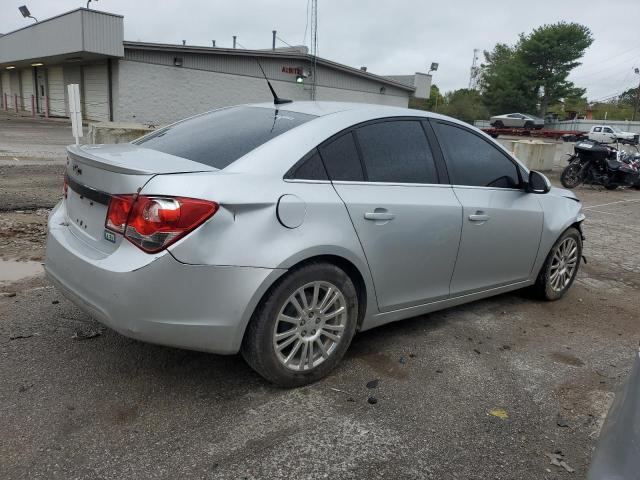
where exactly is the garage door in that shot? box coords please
[47,66,66,117]
[20,69,34,111]
[83,63,110,121]
[1,71,10,108]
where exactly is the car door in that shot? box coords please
[430,120,543,296]
[590,126,603,142]
[318,119,462,312]
[602,127,615,143]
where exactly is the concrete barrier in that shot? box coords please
[498,139,555,171]
[87,122,157,144]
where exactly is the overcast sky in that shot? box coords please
[4,0,639,100]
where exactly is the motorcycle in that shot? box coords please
[560,139,640,190]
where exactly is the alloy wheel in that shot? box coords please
[549,237,579,292]
[273,281,348,371]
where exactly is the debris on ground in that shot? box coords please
[556,414,570,428]
[367,396,378,405]
[546,452,575,473]
[1,292,17,298]
[399,356,407,364]
[9,333,34,340]
[366,379,379,389]
[473,348,481,354]
[489,409,509,419]
[329,386,354,397]
[51,300,59,304]
[72,327,104,340]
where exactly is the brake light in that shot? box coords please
[105,195,218,253]
[105,195,134,234]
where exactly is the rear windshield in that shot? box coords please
[135,106,317,169]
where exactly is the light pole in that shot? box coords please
[428,62,439,112]
[18,5,38,22]
[633,67,640,122]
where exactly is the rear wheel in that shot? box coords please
[524,121,534,130]
[493,120,504,128]
[560,161,584,189]
[533,227,582,301]
[241,262,358,387]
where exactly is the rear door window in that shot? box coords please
[318,132,364,181]
[135,106,316,169]
[354,120,438,184]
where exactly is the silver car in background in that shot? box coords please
[45,102,585,387]
[490,113,545,129]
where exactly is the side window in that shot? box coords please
[287,150,328,180]
[318,132,364,181]
[355,120,438,184]
[432,121,520,189]
[593,127,602,132]
[603,127,613,133]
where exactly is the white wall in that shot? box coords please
[114,60,409,125]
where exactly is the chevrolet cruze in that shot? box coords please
[45,102,585,387]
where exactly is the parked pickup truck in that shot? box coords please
[588,125,638,144]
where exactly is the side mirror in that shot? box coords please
[526,170,551,194]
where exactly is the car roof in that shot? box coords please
[248,100,433,120]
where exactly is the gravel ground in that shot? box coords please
[1,116,639,479]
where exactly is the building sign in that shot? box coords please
[282,66,303,76]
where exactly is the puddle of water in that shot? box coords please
[0,260,44,283]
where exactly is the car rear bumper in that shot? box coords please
[45,202,285,354]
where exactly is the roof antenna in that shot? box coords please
[256,58,292,105]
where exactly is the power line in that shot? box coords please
[302,0,311,46]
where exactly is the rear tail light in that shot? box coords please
[105,195,218,253]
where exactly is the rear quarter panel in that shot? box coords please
[140,171,379,318]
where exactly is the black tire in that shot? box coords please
[493,120,504,128]
[560,161,584,189]
[604,184,618,190]
[524,121,534,130]
[241,262,359,387]
[532,227,582,301]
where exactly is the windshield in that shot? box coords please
[611,126,623,133]
[135,106,317,169]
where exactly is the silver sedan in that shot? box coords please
[45,102,585,386]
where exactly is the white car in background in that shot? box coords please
[587,125,638,144]
[490,113,545,129]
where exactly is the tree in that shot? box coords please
[480,43,537,115]
[480,22,593,117]
[438,89,488,124]
[519,22,593,116]
[408,84,444,112]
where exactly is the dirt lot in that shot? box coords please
[1,115,639,479]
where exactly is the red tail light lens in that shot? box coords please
[105,195,218,253]
[105,195,134,234]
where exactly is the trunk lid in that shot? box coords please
[64,144,216,252]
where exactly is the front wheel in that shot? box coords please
[560,161,584,189]
[241,262,358,387]
[533,227,582,301]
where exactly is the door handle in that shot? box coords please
[469,212,490,222]
[364,212,395,221]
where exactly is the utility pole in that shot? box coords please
[272,30,277,50]
[309,0,318,100]
[633,67,640,122]
[468,48,479,90]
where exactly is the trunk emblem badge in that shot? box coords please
[104,230,116,243]
[72,164,82,175]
